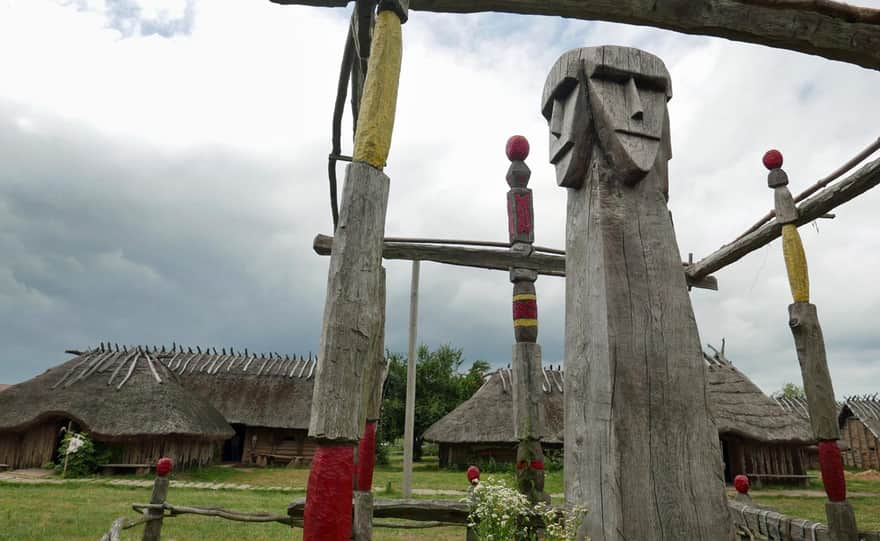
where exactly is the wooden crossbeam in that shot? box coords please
[313,234,719,290]
[687,154,880,281]
[270,0,880,70]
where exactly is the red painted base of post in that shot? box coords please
[357,421,377,492]
[303,444,355,541]
[819,440,847,502]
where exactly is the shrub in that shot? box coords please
[54,431,108,478]
[375,441,391,466]
[466,477,588,541]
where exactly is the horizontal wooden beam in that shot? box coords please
[687,154,880,281]
[314,234,719,290]
[270,0,880,70]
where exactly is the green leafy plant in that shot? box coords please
[55,431,107,478]
[466,477,587,541]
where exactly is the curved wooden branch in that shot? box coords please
[270,0,880,70]
[132,503,298,527]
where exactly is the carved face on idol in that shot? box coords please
[542,46,673,188]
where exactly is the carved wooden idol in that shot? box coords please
[543,46,733,540]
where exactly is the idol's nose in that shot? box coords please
[550,98,564,137]
[626,77,643,120]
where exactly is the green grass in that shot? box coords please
[3,459,879,539]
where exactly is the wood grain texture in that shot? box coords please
[564,148,733,540]
[269,0,880,70]
[313,234,719,289]
[687,155,880,281]
[352,10,402,168]
[554,46,732,539]
[353,491,374,541]
[309,162,390,442]
[511,342,544,440]
[825,501,859,541]
[141,477,169,541]
[789,302,840,441]
[362,267,387,422]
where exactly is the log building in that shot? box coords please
[839,397,880,470]
[425,349,814,485]
[0,346,318,469]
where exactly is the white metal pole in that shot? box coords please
[402,260,420,498]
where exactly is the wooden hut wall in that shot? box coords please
[0,423,58,469]
[842,417,880,470]
[241,427,315,466]
[105,436,222,468]
[728,437,808,485]
[438,442,562,468]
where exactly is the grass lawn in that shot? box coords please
[2,458,879,540]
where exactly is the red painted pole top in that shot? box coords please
[506,135,530,162]
[156,457,173,477]
[734,474,750,494]
[467,465,480,484]
[763,149,784,170]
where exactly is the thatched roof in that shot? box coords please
[0,344,319,438]
[0,347,233,440]
[0,384,10,393]
[425,350,813,445]
[840,396,880,439]
[423,366,565,445]
[168,347,317,430]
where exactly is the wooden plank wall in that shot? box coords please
[842,418,880,470]
[0,424,57,468]
[242,427,315,466]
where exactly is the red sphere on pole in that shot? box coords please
[466,465,480,484]
[762,149,784,170]
[156,457,173,477]
[506,135,530,162]
[734,475,750,494]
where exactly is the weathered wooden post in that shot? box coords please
[304,2,406,540]
[504,135,548,506]
[543,46,733,540]
[353,268,387,541]
[465,465,480,541]
[402,259,419,498]
[141,457,172,541]
[763,149,859,541]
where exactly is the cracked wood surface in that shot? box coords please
[270,0,880,70]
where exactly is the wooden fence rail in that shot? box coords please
[729,500,880,541]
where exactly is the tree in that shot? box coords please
[377,344,489,461]
[772,382,806,399]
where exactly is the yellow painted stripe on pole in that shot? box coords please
[781,224,810,303]
[352,10,402,169]
[514,319,538,327]
[513,294,537,301]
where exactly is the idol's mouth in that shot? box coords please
[615,129,660,141]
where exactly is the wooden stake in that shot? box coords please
[402,259,419,498]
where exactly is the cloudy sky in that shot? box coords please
[1,1,879,399]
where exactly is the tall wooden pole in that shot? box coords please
[762,149,858,541]
[304,3,406,540]
[504,135,548,506]
[402,259,419,498]
[141,458,172,541]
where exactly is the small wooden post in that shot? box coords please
[141,457,172,541]
[763,149,858,541]
[734,475,752,504]
[61,421,72,477]
[465,466,480,541]
[402,259,420,498]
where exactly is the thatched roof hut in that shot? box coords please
[0,345,320,469]
[0,347,233,469]
[839,396,880,470]
[425,348,813,483]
